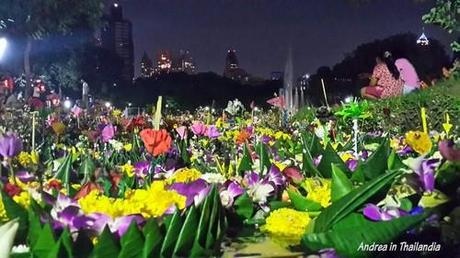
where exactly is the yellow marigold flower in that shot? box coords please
[0,195,8,222]
[79,181,185,219]
[52,122,66,136]
[123,143,133,152]
[405,131,432,155]
[112,109,122,117]
[168,168,202,183]
[340,152,355,162]
[13,192,31,209]
[120,162,134,177]
[303,178,332,208]
[18,152,32,167]
[274,131,290,141]
[262,208,311,246]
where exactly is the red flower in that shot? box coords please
[47,179,62,190]
[139,129,172,157]
[74,182,102,200]
[4,183,22,197]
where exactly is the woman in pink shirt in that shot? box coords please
[395,58,420,94]
[361,51,404,99]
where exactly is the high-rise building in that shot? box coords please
[101,3,134,83]
[140,52,154,78]
[155,50,172,74]
[176,49,196,74]
[223,49,248,81]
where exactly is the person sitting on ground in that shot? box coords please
[360,51,403,100]
[395,57,420,94]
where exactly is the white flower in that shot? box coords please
[109,140,124,151]
[248,183,274,204]
[201,173,226,184]
[219,190,234,208]
[11,245,29,254]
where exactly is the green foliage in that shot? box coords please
[423,0,460,52]
[359,85,460,135]
[313,170,401,232]
[302,213,427,257]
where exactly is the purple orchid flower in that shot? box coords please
[50,194,94,232]
[313,155,323,167]
[363,204,407,221]
[16,171,36,183]
[261,135,272,145]
[439,140,460,161]
[345,159,358,172]
[244,172,274,204]
[220,181,244,208]
[0,132,23,158]
[134,161,151,178]
[206,125,221,139]
[191,122,207,136]
[101,124,116,142]
[88,213,145,237]
[266,165,286,186]
[169,179,210,207]
[415,159,439,193]
[398,145,413,155]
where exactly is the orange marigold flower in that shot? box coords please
[140,129,172,157]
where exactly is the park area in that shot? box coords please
[1,1,460,258]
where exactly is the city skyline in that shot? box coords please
[115,0,453,78]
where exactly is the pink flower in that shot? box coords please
[175,126,188,140]
[101,124,116,142]
[191,122,207,136]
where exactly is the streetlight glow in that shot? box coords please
[63,99,72,109]
[105,102,112,108]
[0,38,8,60]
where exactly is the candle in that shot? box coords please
[321,79,330,110]
[421,107,428,133]
[153,96,162,130]
[31,112,36,150]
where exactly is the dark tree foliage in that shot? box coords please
[129,72,282,109]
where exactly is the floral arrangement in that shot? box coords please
[0,99,459,257]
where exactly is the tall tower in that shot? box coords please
[101,3,134,83]
[140,52,153,78]
[223,49,248,81]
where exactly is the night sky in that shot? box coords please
[116,0,452,78]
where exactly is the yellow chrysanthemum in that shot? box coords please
[112,109,122,117]
[120,162,134,177]
[78,181,185,219]
[13,192,31,209]
[303,178,332,208]
[167,168,202,183]
[18,152,32,167]
[262,208,311,246]
[0,195,8,222]
[274,131,291,141]
[340,152,355,162]
[405,131,432,155]
[123,143,133,152]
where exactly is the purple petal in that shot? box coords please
[244,172,260,186]
[88,213,112,234]
[313,155,323,167]
[227,181,244,197]
[266,165,285,186]
[112,215,145,237]
[170,179,208,206]
[346,159,358,172]
[363,204,382,221]
[206,125,221,139]
[16,171,36,183]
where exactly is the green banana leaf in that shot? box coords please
[79,155,96,184]
[32,223,56,258]
[234,193,254,219]
[119,222,144,258]
[91,226,120,258]
[161,211,183,257]
[287,190,322,212]
[316,143,350,178]
[331,164,353,202]
[314,170,402,232]
[302,212,427,257]
[142,220,164,258]
[352,138,390,182]
[257,142,271,173]
[173,206,199,256]
[1,192,29,242]
[237,144,253,174]
[54,154,73,194]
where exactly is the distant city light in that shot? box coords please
[114,3,119,7]
[0,38,8,60]
[128,102,132,107]
[63,99,72,109]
